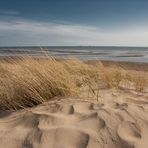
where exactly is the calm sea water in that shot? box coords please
[0,46,148,62]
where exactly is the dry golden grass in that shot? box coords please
[126,72,148,92]
[0,57,78,110]
[98,64,122,88]
[0,56,147,110]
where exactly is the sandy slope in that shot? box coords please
[0,89,148,148]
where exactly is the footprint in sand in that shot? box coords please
[117,121,141,147]
[0,100,146,148]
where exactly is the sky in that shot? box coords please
[0,0,148,46]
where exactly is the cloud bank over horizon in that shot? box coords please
[0,18,148,47]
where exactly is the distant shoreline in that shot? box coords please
[0,45,148,48]
[0,46,148,63]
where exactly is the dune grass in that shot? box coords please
[0,57,78,110]
[0,57,147,110]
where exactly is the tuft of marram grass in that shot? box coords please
[0,57,78,110]
[98,62,124,89]
[130,72,148,92]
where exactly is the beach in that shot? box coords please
[0,57,148,148]
[1,0,148,147]
[0,46,148,62]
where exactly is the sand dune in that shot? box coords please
[0,89,148,148]
[0,58,148,148]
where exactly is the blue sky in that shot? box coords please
[0,0,148,46]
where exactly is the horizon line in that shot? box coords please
[0,45,148,48]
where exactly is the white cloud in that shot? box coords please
[0,19,148,46]
[1,10,20,15]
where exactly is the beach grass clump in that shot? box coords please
[98,63,124,89]
[131,72,148,92]
[0,57,78,110]
[62,58,101,100]
[62,58,100,81]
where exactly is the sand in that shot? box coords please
[0,89,147,148]
[86,60,148,71]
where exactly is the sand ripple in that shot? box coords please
[0,98,148,148]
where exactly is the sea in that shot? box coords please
[0,46,148,62]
